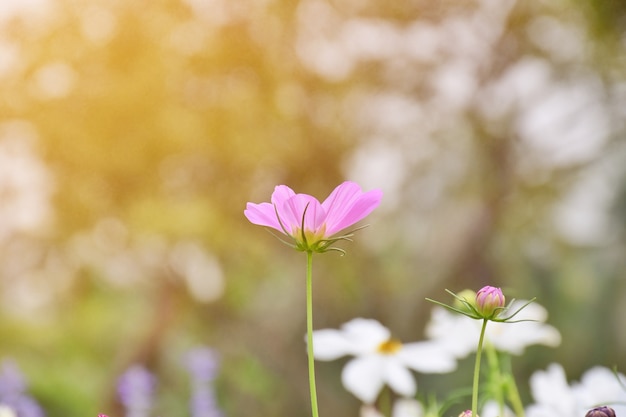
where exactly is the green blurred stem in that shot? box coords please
[378,386,392,417]
[504,359,525,417]
[485,344,505,417]
[306,250,320,417]
[472,319,488,417]
[486,340,525,417]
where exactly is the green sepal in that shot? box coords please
[427,289,537,323]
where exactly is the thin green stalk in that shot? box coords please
[305,250,320,417]
[472,319,489,417]
[485,339,526,417]
[504,362,525,417]
[378,386,392,417]
[485,343,504,417]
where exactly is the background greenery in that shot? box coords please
[1,0,625,416]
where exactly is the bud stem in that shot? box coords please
[472,318,489,417]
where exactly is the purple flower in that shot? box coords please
[586,407,616,417]
[245,181,382,253]
[0,360,45,417]
[117,365,156,417]
[184,348,223,417]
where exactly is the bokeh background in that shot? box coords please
[1,0,625,415]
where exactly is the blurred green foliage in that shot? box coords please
[0,0,625,416]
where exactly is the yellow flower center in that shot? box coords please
[377,339,402,354]
[291,225,327,249]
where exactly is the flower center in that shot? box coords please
[377,339,402,354]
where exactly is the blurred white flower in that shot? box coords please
[361,404,384,417]
[170,240,224,303]
[392,398,424,417]
[0,124,54,243]
[0,405,17,417]
[425,300,561,357]
[481,400,515,417]
[360,398,424,417]
[526,363,626,417]
[312,318,457,404]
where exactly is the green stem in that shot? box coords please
[472,319,489,417]
[485,343,504,417]
[505,366,525,417]
[306,250,320,417]
[378,386,392,417]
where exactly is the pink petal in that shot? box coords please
[322,181,382,236]
[270,185,296,206]
[244,202,284,232]
[244,185,297,234]
[281,194,325,234]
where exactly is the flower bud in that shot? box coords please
[458,410,478,417]
[475,286,505,319]
[585,406,616,417]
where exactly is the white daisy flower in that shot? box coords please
[312,318,458,404]
[526,363,626,417]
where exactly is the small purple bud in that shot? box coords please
[475,286,505,319]
[117,365,156,417]
[585,406,616,417]
[458,410,478,417]
[184,348,223,417]
[185,348,220,384]
[0,360,45,417]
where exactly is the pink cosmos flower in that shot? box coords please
[244,181,382,253]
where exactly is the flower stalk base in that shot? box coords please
[306,250,320,417]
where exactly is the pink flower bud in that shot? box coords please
[475,286,505,319]
[458,410,478,417]
[585,406,616,417]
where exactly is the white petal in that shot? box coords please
[0,406,17,417]
[361,405,385,417]
[526,404,558,417]
[384,357,416,398]
[481,400,515,417]
[424,307,478,358]
[506,300,548,321]
[343,356,386,404]
[342,318,391,354]
[487,301,561,355]
[489,321,561,355]
[311,329,354,360]
[393,398,423,417]
[398,342,458,373]
[573,366,626,411]
[528,363,576,415]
